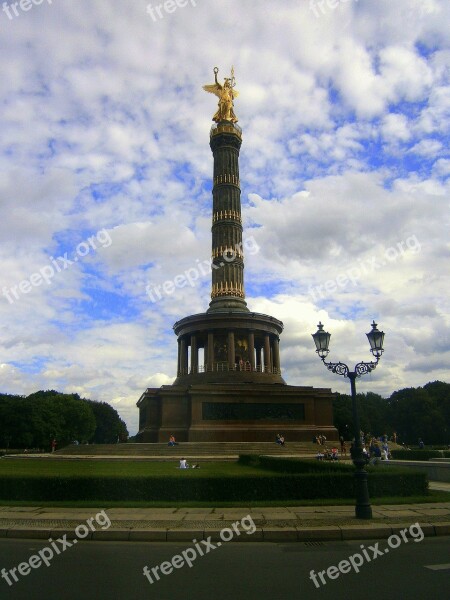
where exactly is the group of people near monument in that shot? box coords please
[315,432,394,463]
[170,430,392,467]
[354,438,391,463]
[313,434,327,445]
[316,446,340,460]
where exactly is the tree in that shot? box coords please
[362,392,391,435]
[424,381,450,436]
[388,386,448,444]
[25,391,96,447]
[332,393,353,438]
[333,391,389,438]
[88,401,129,443]
[0,395,34,448]
[1,391,129,449]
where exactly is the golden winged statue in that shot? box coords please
[203,66,239,123]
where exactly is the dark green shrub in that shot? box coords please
[0,468,427,502]
[237,454,260,467]
[257,456,353,473]
[366,468,428,496]
[391,450,442,461]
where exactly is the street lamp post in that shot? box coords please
[312,320,385,520]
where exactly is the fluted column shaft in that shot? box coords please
[208,123,248,312]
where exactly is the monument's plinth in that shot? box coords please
[137,382,337,442]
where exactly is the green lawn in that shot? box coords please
[0,459,269,478]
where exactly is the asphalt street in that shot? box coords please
[0,536,448,600]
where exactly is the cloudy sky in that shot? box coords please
[1,0,449,435]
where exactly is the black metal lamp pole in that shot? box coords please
[312,321,385,520]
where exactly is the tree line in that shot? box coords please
[333,380,450,445]
[0,390,129,450]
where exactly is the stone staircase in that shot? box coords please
[55,441,320,458]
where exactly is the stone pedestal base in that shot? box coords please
[137,383,338,443]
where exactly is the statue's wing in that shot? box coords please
[203,83,222,98]
[232,89,239,99]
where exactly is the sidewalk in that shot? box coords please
[1,496,449,543]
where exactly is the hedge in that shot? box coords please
[390,450,443,461]
[239,455,428,498]
[0,474,350,501]
[0,465,427,502]
[255,455,353,473]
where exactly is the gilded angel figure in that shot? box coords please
[203,67,239,123]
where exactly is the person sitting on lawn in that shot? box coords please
[179,458,189,469]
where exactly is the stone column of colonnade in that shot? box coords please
[272,337,281,373]
[207,332,214,369]
[264,334,271,371]
[190,335,198,372]
[249,331,255,371]
[178,338,188,375]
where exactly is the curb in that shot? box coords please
[2,522,449,543]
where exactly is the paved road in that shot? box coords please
[0,536,448,600]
